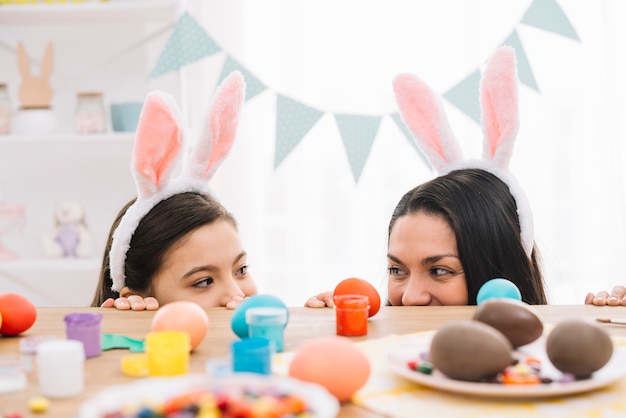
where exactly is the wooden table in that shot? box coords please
[1,305,626,417]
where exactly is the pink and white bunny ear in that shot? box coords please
[392,73,463,173]
[184,71,246,186]
[480,46,519,169]
[132,91,183,199]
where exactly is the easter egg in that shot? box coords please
[476,278,521,304]
[151,301,209,351]
[333,278,381,317]
[546,319,613,377]
[0,293,37,336]
[231,294,288,338]
[430,320,513,381]
[288,335,370,402]
[473,298,543,348]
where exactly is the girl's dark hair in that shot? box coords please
[91,192,237,307]
[388,168,546,305]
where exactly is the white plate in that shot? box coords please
[79,373,339,418]
[386,331,626,399]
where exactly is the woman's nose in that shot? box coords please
[401,276,432,306]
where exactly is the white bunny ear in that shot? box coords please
[132,91,183,199]
[392,73,463,173]
[480,46,519,169]
[185,71,246,183]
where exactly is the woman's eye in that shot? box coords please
[192,278,214,288]
[236,265,249,276]
[431,267,453,277]
[387,266,405,276]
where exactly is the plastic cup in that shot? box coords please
[37,340,85,398]
[231,337,271,375]
[334,294,369,336]
[245,307,288,352]
[145,331,190,376]
[64,312,102,358]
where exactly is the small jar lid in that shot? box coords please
[64,312,102,326]
[245,307,288,326]
[36,340,85,363]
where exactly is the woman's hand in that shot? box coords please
[100,295,159,310]
[305,291,335,308]
[585,285,626,306]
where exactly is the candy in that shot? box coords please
[28,396,50,413]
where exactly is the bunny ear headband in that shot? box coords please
[109,71,246,292]
[392,46,534,257]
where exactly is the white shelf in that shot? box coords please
[0,0,181,24]
[0,257,99,271]
[0,132,134,143]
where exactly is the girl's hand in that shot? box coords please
[585,285,626,306]
[100,295,159,310]
[305,291,335,308]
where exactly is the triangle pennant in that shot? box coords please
[274,95,325,168]
[390,113,432,170]
[334,114,382,183]
[503,30,540,92]
[443,70,481,124]
[149,11,221,78]
[219,56,268,101]
[521,0,580,41]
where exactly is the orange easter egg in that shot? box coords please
[0,293,37,336]
[334,278,381,317]
[289,336,370,402]
[151,301,209,351]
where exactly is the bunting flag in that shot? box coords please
[149,11,221,78]
[390,113,431,170]
[275,95,325,168]
[335,115,382,183]
[521,0,581,41]
[443,70,482,124]
[502,30,539,92]
[218,56,268,102]
[149,0,579,183]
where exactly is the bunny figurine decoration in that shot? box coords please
[13,41,56,135]
[41,201,93,258]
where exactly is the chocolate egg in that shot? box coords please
[430,320,513,381]
[473,298,543,348]
[546,319,613,378]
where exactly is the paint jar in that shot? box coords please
[231,337,271,375]
[36,340,85,398]
[334,294,369,337]
[64,312,102,358]
[0,355,29,394]
[246,307,288,352]
[145,331,189,376]
[75,92,105,133]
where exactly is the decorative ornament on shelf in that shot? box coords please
[0,202,25,261]
[13,41,56,136]
[41,201,93,258]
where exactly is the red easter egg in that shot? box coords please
[334,278,381,317]
[151,301,209,350]
[0,293,37,336]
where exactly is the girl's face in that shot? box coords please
[387,211,468,306]
[149,220,258,308]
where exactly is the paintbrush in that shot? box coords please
[596,317,626,325]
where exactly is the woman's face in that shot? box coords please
[387,211,468,306]
[149,220,258,308]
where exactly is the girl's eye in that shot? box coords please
[192,278,214,288]
[236,264,249,276]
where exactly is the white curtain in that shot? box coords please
[181,0,626,306]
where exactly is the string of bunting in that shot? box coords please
[150,0,579,183]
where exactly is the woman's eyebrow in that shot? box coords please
[232,251,247,266]
[422,254,459,265]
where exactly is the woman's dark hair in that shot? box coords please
[388,168,546,305]
[91,192,237,307]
